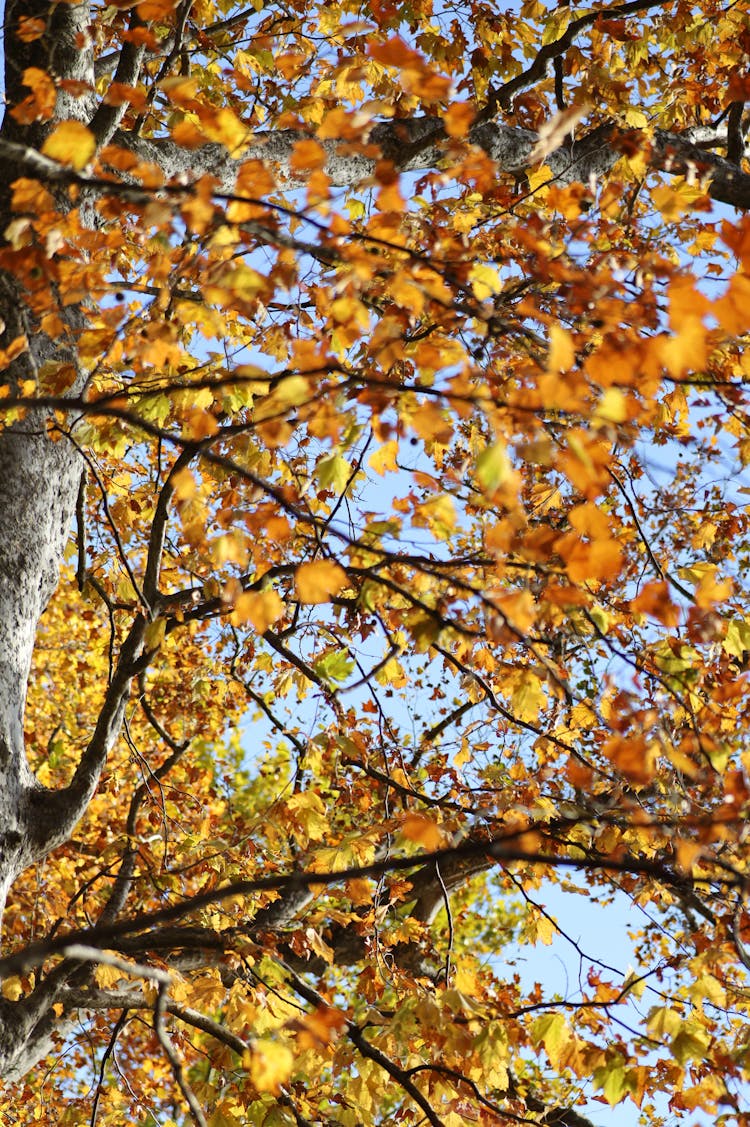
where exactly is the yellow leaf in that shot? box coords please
[1,976,24,1001]
[286,790,328,843]
[651,181,705,221]
[532,1012,570,1070]
[144,617,166,651]
[171,466,196,501]
[527,162,554,194]
[412,494,457,537]
[94,961,126,989]
[295,560,348,604]
[470,263,503,301]
[197,106,248,151]
[245,1039,294,1094]
[368,440,399,475]
[593,387,628,424]
[231,589,284,632]
[186,971,226,1011]
[304,927,334,966]
[41,121,96,170]
[547,325,575,372]
[694,568,732,607]
[510,669,546,721]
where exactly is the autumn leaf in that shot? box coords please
[546,324,576,372]
[630,581,680,627]
[368,440,399,475]
[444,103,475,138]
[0,977,24,1001]
[41,121,96,169]
[400,812,445,850]
[232,589,284,632]
[295,560,348,603]
[291,1003,347,1049]
[601,734,656,786]
[476,440,513,492]
[532,1013,571,1070]
[557,534,623,584]
[16,18,46,43]
[10,66,56,123]
[529,103,589,164]
[289,139,327,174]
[245,1040,294,1094]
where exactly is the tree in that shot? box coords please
[2,0,750,1121]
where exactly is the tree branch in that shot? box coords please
[0,829,733,979]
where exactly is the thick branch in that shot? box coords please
[0,831,728,979]
[2,112,745,212]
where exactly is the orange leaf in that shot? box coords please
[444,103,475,138]
[231,590,284,632]
[557,535,623,583]
[234,159,276,199]
[400,813,445,850]
[289,139,327,174]
[137,0,180,17]
[601,734,655,786]
[369,38,423,68]
[631,582,680,627]
[294,1004,347,1049]
[16,17,46,42]
[10,67,56,124]
[295,560,348,603]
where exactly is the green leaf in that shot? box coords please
[476,441,511,493]
[317,452,353,493]
[723,618,750,660]
[541,9,570,45]
[313,648,354,684]
[593,1058,628,1106]
[531,1012,569,1068]
[671,1022,710,1065]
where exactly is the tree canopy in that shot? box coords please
[2,0,750,1123]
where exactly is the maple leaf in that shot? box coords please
[295,560,348,603]
[232,589,284,632]
[41,121,96,169]
[245,1040,294,1094]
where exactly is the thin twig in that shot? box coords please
[154,982,208,1127]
